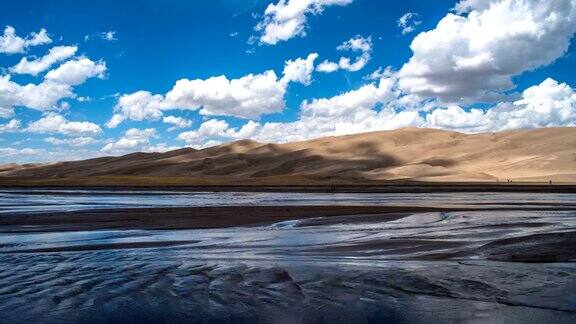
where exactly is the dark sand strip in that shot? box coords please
[477,231,576,262]
[0,205,468,233]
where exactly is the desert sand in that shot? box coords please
[2,127,576,185]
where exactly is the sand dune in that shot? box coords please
[2,127,576,183]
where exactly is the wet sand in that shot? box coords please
[2,191,576,323]
[5,203,576,233]
[0,205,447,232]
[3,205,576,262]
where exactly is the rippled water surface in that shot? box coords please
[2,189,576,213]
[1,190,576,323]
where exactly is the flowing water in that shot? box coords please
[1,189,576,323]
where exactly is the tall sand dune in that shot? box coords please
[2,127,576,184]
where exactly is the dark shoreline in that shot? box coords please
[1,183,576,194]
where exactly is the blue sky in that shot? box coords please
[1,0,575,163]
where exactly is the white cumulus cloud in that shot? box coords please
[108,53,318,127]
[316,36,372,73]
[398,0,576,103]
[101,128,157,153]
[426,78,576,132]
[10,45,77,76]
[281,52,318,85]
[177,78,422,146]
[255,0,354,45]
[165,70,286,119]
[45,57,107,86]
[26,113,102,136]
[0,75,74,115]
[0,26,51,54]
[163,115,192,131]
[107,91,165,128]
[175,75,576,149]
[178,119,230,148]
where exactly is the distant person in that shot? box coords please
[549,180,552,185]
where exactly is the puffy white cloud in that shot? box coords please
[300,78,396,120]
[107,91,165,128]
[425,105,489,132]
[397,12,421,34]
[177,76,576,148]
[509,78,576,126]
[178,78,422,146]
[0,119,20,133]
[45,57,107,85]
[453,0,499,13]
[27,113,102,136]
[165,70,286,118]
[1,52,104,115]
[255,0,354,45]
[178,119,230,147]
[0,75,74,114]
[316,36,372,73]
[44,136,97,147]
[109,53,318,126]
[315,61,339,73]
[0,26,51,54]
[425,78,576,132]
[398,0,576,103]
[58,123,101,137]
[296,77,421,136]
[280,52,318,85]
[101,128,157,153]
[105,114,125,129]
[337,35,371,52]
[10,45,78,76]
[163,115,192,131]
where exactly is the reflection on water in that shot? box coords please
[1,190,576,323]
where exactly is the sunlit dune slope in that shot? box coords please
[2,127,576,183]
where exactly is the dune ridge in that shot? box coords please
[2,127,576,184]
